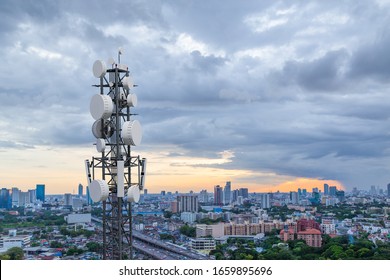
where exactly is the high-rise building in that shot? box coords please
[261,193,270,209]
[223,181,231,205]
[290,191,299,204]
[324,184,329,196]
[64,193,73,206]
[297,218,320,231]
[19,191,29,206]
[302,189,307,196]
[36,184,45,202]
[329,186,337,197]
[312,187,319,194]
[214,185,223,206]
[232,189,239,202]
[370,185,377,196]
[78,184,83,197]
[161,191,166,196]
[170,201,178,213]
[28,189,36,204]
[238,188,249,199]
[199,190,208,203]
[11,187,20,207]
[177,194,198,213]
[336,190,345,202]
[0,188,11,209]
[387,184,390,198]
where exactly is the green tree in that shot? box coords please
[5,247,24,260]
[67,246,83,256]
[357,248,373,259]
[163,211,173,219]
[50,241,64,248]
[179,225,196,237]
[30,241,40,247]
[159,233,175,241]
[0,254,11,260]
[86,242,101,252]
[322,245,344,259]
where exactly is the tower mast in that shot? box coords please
[86,51,146,259]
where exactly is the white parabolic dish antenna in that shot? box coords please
[96,138,106,153]
[90,179,109,202]
[92,119,114,139]
[127,185,140,203]
[127,93,137,107]
[122,76,133,90]
[122,120,142,146]
[92,60,107,78]
[90,94,113,120]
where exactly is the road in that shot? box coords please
[92,217,210,260]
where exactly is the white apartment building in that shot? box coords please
[190,238,216,251]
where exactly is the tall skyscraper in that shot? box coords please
[0,188,11,209]
[177,194,199,213]
[28,189,36,204]
[290,191,299,204]
[78,184,83,197]
[64,193,73,206]
[329,186,337,197]
[214,185,223,206]
[223,181,232,205]
[261,193,270,209]
[336,190,345,202]
[232,189,239,202]
[19,191,29,206]
[36,184,45,202]
[11,187,20,207]
[324,184,329,196]
[239,188,249,199]
[387,183,390,198]
[199,190,208,203]
[370,185,377,196]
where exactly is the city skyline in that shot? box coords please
[2,1,390,194]
[1,179,366,196]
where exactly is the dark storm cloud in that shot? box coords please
[276,50,349,92]
[2,0,390,190]
[349,32,390,81]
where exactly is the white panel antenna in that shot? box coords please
[117,160,124,197]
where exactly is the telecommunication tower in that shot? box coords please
[85,50,146,260]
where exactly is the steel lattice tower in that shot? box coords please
[85,52,146,260]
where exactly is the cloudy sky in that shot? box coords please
[1,0,390,194]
